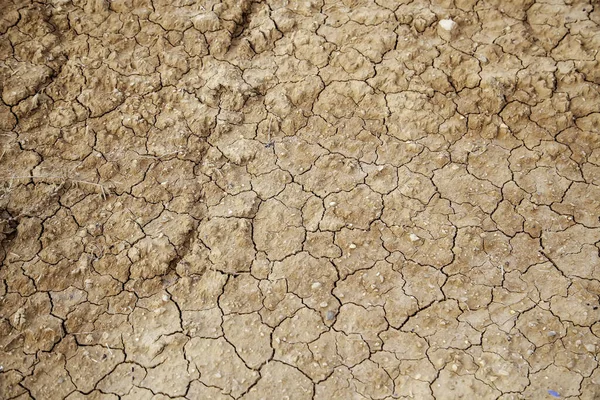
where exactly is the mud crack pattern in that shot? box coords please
[1,0,600,399]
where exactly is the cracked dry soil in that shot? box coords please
[0,0,600,399]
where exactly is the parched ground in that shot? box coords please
[0,0,599,399]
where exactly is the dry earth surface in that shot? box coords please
[1,0,600,399]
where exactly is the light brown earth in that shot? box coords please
[0,0,600,399]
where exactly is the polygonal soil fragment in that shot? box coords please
[321,184,382,230]
[186,337,259,398]
[242,361,313,400]
[97,363,147,396]
[170,270,227,311]
[253,198,304,261]
[222,312,273,369]
[432,369,501,399]
[219,273,263,314]
[140,334,195,397]
[270,252,339,316]
[433,163,502,213]
[334,224,389,279]
[199,217,256,273]
[66,345,125,393]
[351,359,395,399]
[296,154,366,197]
[403,300,481,349]
[334,303,388,351]
[22,353,75,399]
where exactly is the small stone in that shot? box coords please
[349,243,357,249]
[439,19,457,31]
[584,344,596,352]
[329,201,336,206]
[409,233,420,242]
[326,310,336,321]
[319,302,328,308]
[311,282,322,290]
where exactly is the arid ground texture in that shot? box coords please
[1,0,600,399]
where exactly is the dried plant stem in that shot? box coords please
[5,175,109,200]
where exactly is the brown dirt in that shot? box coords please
[1,0,600,399]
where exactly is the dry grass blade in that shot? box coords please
[4,175,110,200]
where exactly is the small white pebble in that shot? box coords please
[349,243,357,249]
[329,201,336,206]
[319,302,328,308]
[585,344,596,352]
[409,233,420,242]
[311,282,322,290]
[439,19,457,31]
